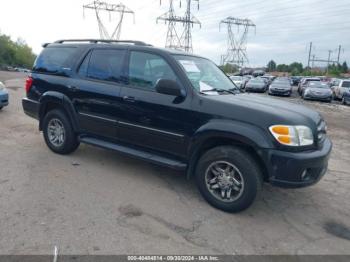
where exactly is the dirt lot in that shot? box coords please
[0,71,350,255]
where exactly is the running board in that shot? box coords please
[79,136,187,171]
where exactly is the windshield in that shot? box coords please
[309,83,329,88]
[174,55,238,92]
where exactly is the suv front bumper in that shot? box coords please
[262,138,332,188]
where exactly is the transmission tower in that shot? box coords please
[156,0,182,49]
[83,0,135,40]
[179,0,201,53]
[220,17,256,68]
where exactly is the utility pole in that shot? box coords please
[326,50,332,75]
[337,45,342,64]
[156,0,182,49]
[83,0,135,40]
[307,42,313,68]
[220,17,256,68]
[179,0,201,53]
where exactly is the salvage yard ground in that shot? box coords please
[0,71,350,254]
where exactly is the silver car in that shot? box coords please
[0,81,9,110]
[303,82,333,102]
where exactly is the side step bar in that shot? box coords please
[79,136,187,171]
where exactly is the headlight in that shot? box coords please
[269,125,314,146]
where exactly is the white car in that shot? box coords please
[333,80,350,101]
[229,76,244,88]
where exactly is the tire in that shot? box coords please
[0,106,3,110]
[195,146,263,213]
[342,97,347,105]
[42,109,80,154]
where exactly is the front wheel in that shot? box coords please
[43,109,80,154]
[342,97,347,105]
[195,146,262,213]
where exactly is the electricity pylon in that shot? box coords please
[83,0,135,40]
[156,0,182,49]
[179,0,201,53]
[220,17,255,68]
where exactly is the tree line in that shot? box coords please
[0,32,36,69]
[266,60,348,76]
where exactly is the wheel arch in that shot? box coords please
[38,91,79,132]
[187,121,272,182]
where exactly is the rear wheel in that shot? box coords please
[195,146,262,213]
[43,109,80,154]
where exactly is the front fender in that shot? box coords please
[38,91,79,131]
[186,119,273,178]
[190,119,273,152]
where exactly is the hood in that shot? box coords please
[247,82,265,88]
[200,93,322,131]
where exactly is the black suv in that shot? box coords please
[22,39,332,212]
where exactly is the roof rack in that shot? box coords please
[53,39,152,46]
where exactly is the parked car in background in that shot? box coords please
[0,81,9,110]
[260,75,275,86]
[291,76,302,86]
[252,69,265,77]
[298,77,320,95]
[245,78,267,92]
[302,82,333,102]
[229,76,244,89]
[240,75,252,89]
[333,80,350,103]
[268,78,292,96]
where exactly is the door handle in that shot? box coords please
[123,96,136,102]
[67,85,79,92]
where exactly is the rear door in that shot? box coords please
[70,48,127,139]
[117,50,193,157]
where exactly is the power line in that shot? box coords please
[83,0,135,40]
[156,0,182,49]
[220,17,256,68]
[179,0,201,53]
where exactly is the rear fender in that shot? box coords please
[38,91,79,131]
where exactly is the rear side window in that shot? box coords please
[128,51,177,90]
[342,81,350,88]
[85,49,126,83]
[33,47,77,75]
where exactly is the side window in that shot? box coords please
[87,49,126,83]
[78,52,90,77]
[128,51,177,90]
[33,47,77,75]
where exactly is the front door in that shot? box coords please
[118,50,193,158]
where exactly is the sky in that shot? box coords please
[0,0,349,67]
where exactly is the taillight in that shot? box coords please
[25,76,33,93]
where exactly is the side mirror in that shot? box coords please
[155,79,185,97]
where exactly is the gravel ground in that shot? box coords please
[0,71,350,255]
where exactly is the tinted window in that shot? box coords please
[33,47,77,75]
[78,52,90,77]
[342,81,350,88]
[128,52,177,90]
[87,49,126,83]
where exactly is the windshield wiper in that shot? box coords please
[201,88,236,95]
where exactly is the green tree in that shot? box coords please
[266,60,276,72]
[0,32,36,68]
[341,61,348,73]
